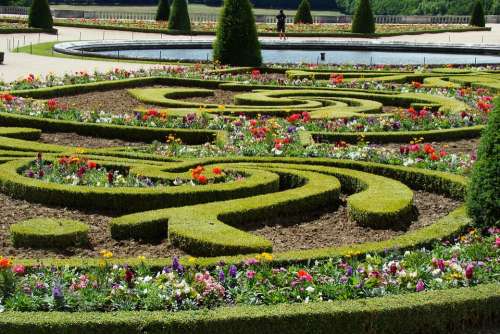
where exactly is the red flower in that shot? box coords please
[412,81,422,89]
[0,257,12,269]
[429,153,440,161]
[87,161,97,169]
[197,175,208,184]
[0,93,14,102]
[212,167,222,175]
[107,171,114,184]
[287,113,301,123]
[301,111,311,122]
[47,98,58,112]
[465,264,474,280]
[297,269,313,282]
[423,144,435,154]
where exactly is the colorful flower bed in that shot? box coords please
[22,153,240,187]
[0,228,497,312]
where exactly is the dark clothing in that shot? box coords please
[276,13,286,32]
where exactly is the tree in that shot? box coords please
[469,0,486,27]
[351,0,375,33]
[156,0,170,21]
[168,0,191,31]
[294,0,313,24]
[467,97,500,228]
[213,0,262,66]
[28,0,53,30]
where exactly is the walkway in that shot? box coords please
[0,24,499,82]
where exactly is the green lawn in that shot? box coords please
[50,4,342,16]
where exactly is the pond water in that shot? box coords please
[90,48,500,65]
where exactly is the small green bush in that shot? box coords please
[213,0,262,67]
[469,0,486,27]
[351,0,375,34]
[294,0,313,24]
[168,0,191,31]
[467,97,499,227]
[10,218,89,249]
[155,0,170,21]
[28,0,53,29]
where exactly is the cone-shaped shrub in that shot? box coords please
[28,0,53,29]
[351,0,375,34]
[213,0,262,66]
[467,98,500,228]
[469,0,486,27]
[156,0,170,21]
[294,0,313,24]
[168,0,191,31]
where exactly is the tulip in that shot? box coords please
[465,264,474,280]
[416,279,425,292]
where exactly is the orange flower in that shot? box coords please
[212,167,222,175]
[87,161,97,169]
[197,175,208,184]
[0,257,12,269]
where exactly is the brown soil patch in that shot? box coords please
[39,132,145,148]
[382,138,480,155]
[0,193,185,259]
[245,191,461,252]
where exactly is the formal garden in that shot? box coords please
[0,0,498,332]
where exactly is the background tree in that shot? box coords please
[469,0,486,26]
[294,0,313,24]
[351,0,375,33]
[155,0,170,21]
[28,0,53,29]
[213,0,262,66]
[168,0,191,31]
[467,98,499,228]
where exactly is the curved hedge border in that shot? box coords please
[10,218,89,249]
[0,127,41,140]
[0,283,497,334]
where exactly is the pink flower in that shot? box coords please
[465,264,474,280]
[416,279,425,292]
[12,264,25,276]
[495,237,500,248]
[246,270,256,279]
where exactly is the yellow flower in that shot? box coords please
[137,255,146,262]
[100,249,113,259]
[260,252,273,261]
[188,257,197,264]
[218,104,225,111]
[75,147,86,154]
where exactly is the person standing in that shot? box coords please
[276,9,287,40]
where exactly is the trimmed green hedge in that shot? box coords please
[0,284,497,334]
[10,218,89,249]
[0,127,41,140]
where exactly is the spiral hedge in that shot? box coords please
[0,68,498,333]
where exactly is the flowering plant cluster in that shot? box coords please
[22,154,241,188]
[0,229,497,312]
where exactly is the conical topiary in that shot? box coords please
[351,0,375,34]
[467,97,500,228]
[294,0,313,24]
[156,0,170,21]
[469,0,486,27]
[168,0,191,31]
[28,0,53,30]
[213,0,262,66]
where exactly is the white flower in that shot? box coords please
[305,286,315,293]
[0,304,4,313]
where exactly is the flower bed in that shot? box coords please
[0,228,497,312]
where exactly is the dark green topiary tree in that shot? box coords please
[28,0,53,30]
[467,97,500,228]
[469,0,486,27]
[168,0,191,31]
[351,0,375,34]
[155,0,170,21]
[294,0,313,24]
[213,0,262,66]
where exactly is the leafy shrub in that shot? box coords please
[469,0,486,27]
[351,0,375,33]
[28,0,53,29]
[467,98,499,227]
[213,0,262,66]
[168,0,191,31]
[294,0,313,24]
[155,0,170,21]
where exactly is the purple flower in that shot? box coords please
[218,270,225,282]
[345,266,353,277]
[172,256,184,273]
[52,284,64,300]
[416,279,425,292]
[229,265,237,278]
[287,126,297,133]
